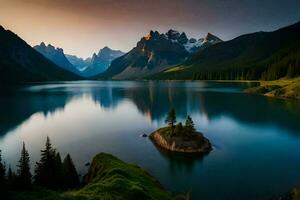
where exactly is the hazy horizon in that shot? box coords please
[1,0,300,58]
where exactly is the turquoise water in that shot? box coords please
[1,81,300,199]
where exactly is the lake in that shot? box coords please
[1,81,300,200]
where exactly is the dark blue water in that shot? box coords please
[1,81,300,200]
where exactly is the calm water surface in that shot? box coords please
[1,81,300,200]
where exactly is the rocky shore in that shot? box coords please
[149,127,212,154]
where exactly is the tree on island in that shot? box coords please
[16,142,32,189]
[174,122,183,136]
[165,108,177,134]
[185,115,196,134]
[62,154,79,189]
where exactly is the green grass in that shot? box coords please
[164,66,187,73]
[9,188,68,200]
[65,153,183,200]
[9,153,184,200]
[156,126,198,139]
[245,77,300,99]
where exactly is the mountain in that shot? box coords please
[34,42,80,75]
[66,47,124,77]
[65,54,89,71]
[81,47,124,77]
[151,21,300,81]
[0,26,79,83]
[95,30,222,79]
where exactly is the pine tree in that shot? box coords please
[185,115,196,134]
[7,165,13,182]
[0,149,6,187]
[174,122,183,136]
[62,154,79,189]
[54,152,63,187]
[165,108,177,134]
[17,142,32,188]
[7,165,16,187]
[34,136,57,188]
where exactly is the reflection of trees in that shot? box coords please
[151,140,207,174]
[1,82,300,138]
[0,89,72,137]
[90,82,300,134]
[196,92,300,133]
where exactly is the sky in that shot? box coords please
[0,0,300,58]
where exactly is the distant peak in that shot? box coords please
[178,32,188,44]
[92,53,97,58]
[204,33,222,42]
[144,30,160,40]
[100,46,112,52]
[167,29,180,34]
[166,29,181,40]
[40,42,46,47]
[206,32,214,37]
[57,47,64,53]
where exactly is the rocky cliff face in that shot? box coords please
[96,30,222,79]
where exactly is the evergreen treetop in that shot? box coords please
[165,108,177,134]
[0,149,6,186]
[62,154,79,189]
[17,142,32,188]
[185,115,196,134]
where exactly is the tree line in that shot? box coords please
[0,137,79,194]
[192,52,300,81]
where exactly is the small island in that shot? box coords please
[150,109,212,154]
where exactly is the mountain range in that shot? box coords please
[35,44,125,77]
[95,30,222,79]
[1,21,299,83]
[79,47,124,77]
[151,21,300,81]
[0,26,79,83]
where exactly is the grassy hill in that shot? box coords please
[9,153,183,200]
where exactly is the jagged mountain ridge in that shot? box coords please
[66,46,125,77]
[96,29,222,79]
[150,21,300,80]
[34,42,80,74]
[82,47,125,77]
